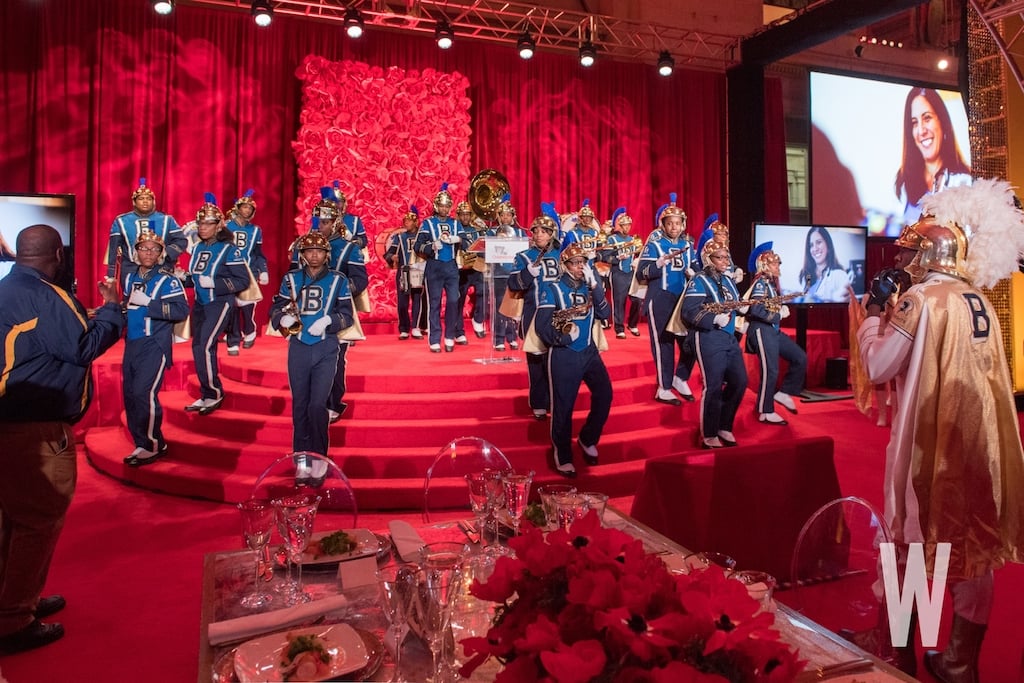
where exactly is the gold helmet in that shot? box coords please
[895,216,928,250]
[196,192,224,224]
[696,227,729,268]
[312,187,339,221]
[560,241,587,264]
[456,201,472,215]
[134,227,165,250]
[404,204,420,224]
[497,193,516,221]
[916,220,969,282]
[578,198,595,220]
[656,193,686,226]
[234,188,257,216]
[531,215,557,233]
[433,182,453,215]
[704,213,729,244]
[131,176,155,202]
[331,180,346,208]
[297,230,331,252]
[610,207,632,233]
[748,241,779,275]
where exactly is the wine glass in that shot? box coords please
[272,494,321,606]
[536,484,576,531]
[464,472,490,551]
[552,492,590,531]
[481,469,507,553]
[419,542,466,683]
[378,564,417,682]
[237,498,275,609]
[502,471,534,538]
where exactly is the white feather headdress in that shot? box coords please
[919,178,1024,289]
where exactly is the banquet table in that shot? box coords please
[198,507,913,682]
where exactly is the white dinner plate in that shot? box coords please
[297,528,379,567]
[233,623,369,683]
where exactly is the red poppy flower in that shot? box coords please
[540,639,607,683]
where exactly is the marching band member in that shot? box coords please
[269,231,354,458]
[120,230,189,466]
[535,235,613,479]
[682,231,748,449]
[415,183,466,353]
[636,193,696,405]
[567,198,600,262]
[454,201,484,343]
[332,180,369,250]
[289,187,340,269]
[184,194,250,415]
[224,189,269,355]
[106,177,187,279]
[705,213,745,284]
[601,207,642,338]
[744,242,806,425]
[508,204,562,419]
[385,205,427,340]
[489,195,528,351]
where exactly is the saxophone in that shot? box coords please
[280,298,303,337]
[552,302,592,334]
[701,292,800,314]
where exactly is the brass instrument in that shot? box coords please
[552,302,592,334]
[701,292,800,314]
[280,299,303,337]
[468,169,510,223]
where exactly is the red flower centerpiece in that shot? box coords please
[460,513,805,683]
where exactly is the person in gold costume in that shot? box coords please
[857,179,1024,683]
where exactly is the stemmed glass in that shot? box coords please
[378,564,417,682]
[237,498,275,609]
[419,542,467,683]
[502,470,534,538]
[465,472,491,551]
[481,469,507,553]
[272,493,321,606]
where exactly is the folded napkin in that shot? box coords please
[388,520,426,563]
[208,594,349,646]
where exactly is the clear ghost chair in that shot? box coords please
[422,437,511,522]
[250,451,358,528]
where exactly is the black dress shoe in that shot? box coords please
[34,596,66,619]
[0,620,64,654]
[551,465,578,479]
[679,393,696,403]
[655,396,682,406]
[127,445,169,468]
[718,435,737,447]
[577,438,599,466]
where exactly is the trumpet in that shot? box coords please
[701,292,800,314]
[552,302,592,334]
[280,299,303,337]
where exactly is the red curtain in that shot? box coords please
[0,0,784,310]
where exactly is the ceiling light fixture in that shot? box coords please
[435,19,454,49]
[517,31,536,60]
[343,7,364,39]
[251,0,273,28]
[657,50,674,76]
[152,0,173,14]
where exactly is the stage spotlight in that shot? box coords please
[517,31,536,60]
[657,51,674,77]
[152,0,173,14]
[344,7,364,39]
[251,0,273,28]
[937,56,950,70]
[435,19,454,49]
[579,40,596,67]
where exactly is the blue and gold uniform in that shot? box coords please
[454,202,486,341]
[106,178,186,278]
[601,207,642,336]
[414,183,465,351]
[326,225,367,421]
[224,190,269,352]
[384,206,426,338]
[270,231,354,457]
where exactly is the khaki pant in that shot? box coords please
[0,421,76,635]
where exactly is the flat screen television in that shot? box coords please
[751,223,867,304]
[809,70,971,238]
[0,193,76,293]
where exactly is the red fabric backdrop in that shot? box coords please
[0,0,785,313]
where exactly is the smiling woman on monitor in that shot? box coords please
[895,87,972,224]
[798,226,849,303]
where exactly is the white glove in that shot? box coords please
[173,267,188,282]
[568,324,580,341]
[582,264,598,289]
[442,233,462,244]
[779,305,791,319]
[128,289,151,308]
[527,262,542,277]
[258,272,269,285]
[713,313,731,328]
[731,267,745,283]
[307,314,331,336]
[279,314,297,330]
[685,267,696,279]
[345,230,357,242]
[198,275,215,288]
[432,239,443,252]
[738,305,750,315]
[656,254,670,268]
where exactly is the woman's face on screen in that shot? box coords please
[911,95,943,165]
[809,231,829,266]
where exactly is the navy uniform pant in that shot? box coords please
[491,275,517,345]
[645,289,692,389]
[456,267,484,337]
[527,350,550,412]
[289,339,340,455]
[123,336,169,451]
[610,268,641,333]
[225,300,257,347]
[191,300,233,401]
[395,272,425,333]
[424,260,460,345]
[329,342,350,414]
[694,329,748,438]
[747,323,807,413]
[548,345,613,466]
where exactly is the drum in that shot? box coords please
[408,263,425,289]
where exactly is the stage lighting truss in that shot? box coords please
[251,0,273,27]
[176,0,740,71]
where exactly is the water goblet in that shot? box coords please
[552,492,590,531]
[579,492,609,525]
[481,468,507,551]
[536,484,576,531]
[419,542,467,683]
[378,564,417,682]
[237,498,275,609]
[683,551,737,575]
[731,570,777,612]
[272,493,321,605]
[464,472,491,551]
[501,471,534,538]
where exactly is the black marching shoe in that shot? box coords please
[34,595,66,619]
[577,438,599,466]
[0,620,65,654]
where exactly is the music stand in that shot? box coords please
[474,235,529,365]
